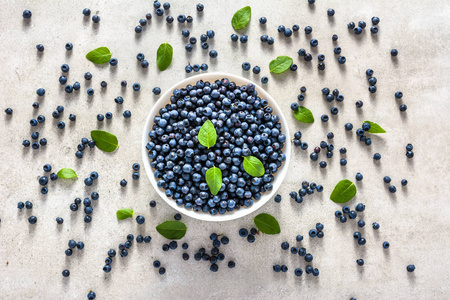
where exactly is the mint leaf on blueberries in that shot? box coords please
[269,56,293,74]
[363,120,386,134]
[56,168,78,179]
[90,130,119,152]
[243,156,265,177]
[86,47,112,64]
[156,221,187,240]
[205,166,222,195]
[293,106,315,123]
[198,119,217,148]
[156,43,173,71]
[231,6,251,30]
[253,213,281,234]
[330,179,357,203]
[116,208,133,220]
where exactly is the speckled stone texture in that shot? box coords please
[0,0,449,299]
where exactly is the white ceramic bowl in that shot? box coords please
[142,73,291,221]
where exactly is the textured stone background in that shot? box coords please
[0,0,449,299]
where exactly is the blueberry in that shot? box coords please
[358,21,366,29]
[369,85,377,93]
[391,49,398,56]
[355,203,365,212]
[316,223,324,231]
[166,16,174,23]
[362,122,371,131]
[355,173,363,181]
[139,19,147,26]
[196,3,204,11]
[92,15,100,23]
[23,10,32,19]
[407,265,415,272]
[332,34,338,41]
[123,110,132,118]
[109,58,118,66]
[310,39,318,47]
[274,194,282,203]
[338,56,346,64]
[149,201,156,208]
[383,241,390,249]
[230,34,238,42]
[327,8,335,16]
[84,177,93,186]
[156,8,164,16]
[399,104,407,112]
[296,235,303,242]
[281,265,288,272]
[82,8,91,16]
[209,50,218,58]
[252,66,261,74]
[284,28,293,37]
[144,236,152,243]
[348,22,355,29]
[372,16,380,25]
[309,229,317,237]
[389,185,397,193]
[401,179,408,186]
[358,220,365,228]
[261,77,269,84]
[312,268,320,277]
[281,241,289,250]
[305,253,313,262]
[373,153,381,160]
[65,249,73,256]
[135,26,142,34]
[349,211,357,219]
[267,37,274,44]
[174,213,181,220]
[383,176,392,183]
[87,291,96,300]
[357,259,365,266]
[321,115,329,122]
[259,17,267,24]
[136,215,145,224]
[340,215,347,223]
[56,217,64,224]
[354,27,363,35]
[62,269,70,277]
[163,2,170,10]
[356,100,363,108]
[239,35,248,43]
[371,26,379,34]
[304,26,312,34]
[319,161,327,168]
[358,238,366,245]
[133,83,140,91]
[368,77,377,85]
[345,123,353,131]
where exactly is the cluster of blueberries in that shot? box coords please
[347,17,380,35]
[241,62,269,84]
[75,138,96,159]
[309,139,339,169]
[383,175,408,194]
[120,163,141,187]
[185,30,215,52]
[192,233,234,272]
[23,118,48,149]
[65,239,85,258]
[289,180,324,204]
[395,91,408,112]
[231,33,248,44]
[332,46,347,64]
[366,68,378,94]
[102,234,152,273]
[277,24,300,38]
[238,227,258,243]
[146,78,287,215]
[18,201,37,225]
[69,192,99,224]
[38,164,57,195]
[275,233,319,277]
[82,8,100,23]
[185,63,209,73]
[405,143,414,159]
[152,260,167,275]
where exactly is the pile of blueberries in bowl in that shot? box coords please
[142,73,291,221]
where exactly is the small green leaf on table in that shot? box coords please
[86,47,112,64]
[231,6,251,30]
[330,179,357,203]
[253,213,281,234]
[269,56,293,74]
[56,168,78,179]
[116,209,134,220]
[90,130,119,152]
[156,221,187,240]
[293,106,315,123]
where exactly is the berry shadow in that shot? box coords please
[92,22,100,34]
[370,33,379,44]
[22,19,31,31]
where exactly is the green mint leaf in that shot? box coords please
[56,168,78,179]
[156,221,187,240]
[205,166,222,195]
[198,120,217,148]
[269,56,293,74]
[231,6,251,30]
[293,106,314,123]
[243,156,265,177]
[116,208,133,220]
[330,179,357,203]
[363,120,386,134]
[90,130,119,152]
[156,43,173,71]
[86,47,112,64]
[253,213,281,234]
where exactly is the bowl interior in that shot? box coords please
[142,72,291,221]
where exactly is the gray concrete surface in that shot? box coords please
[0,0,449,299]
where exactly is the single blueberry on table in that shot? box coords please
[358,238,366,245]
[373,153,382,160]
[383,241,390,249]
[371,26,379,34]
[355,173,363,181]
[358,220,365,228]
[259,17,267,24]
[356,100,363,108]
[230,34,238,42]
[327,9,335,16]
[358,21,366,29]
[304,26,312,34]
[354,27,363,35]
[92,15,100,23]
[261,76,269,83]
[23,10,32,19]
[407,265,415,272]
[62,269,70,277]
[338,56,346,64]
[391,49,398,56]
[348,22,355,29]
[357,259,365,266]
[87,291,96,299]
[82,8,91,16]
[56,217,63,224]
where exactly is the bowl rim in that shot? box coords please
[141,72,291,222]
